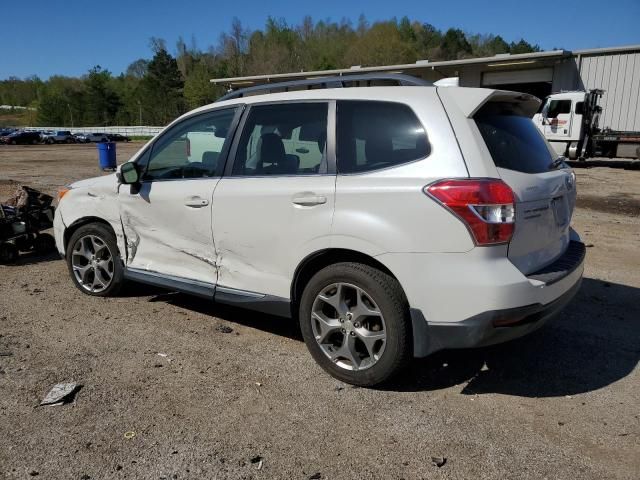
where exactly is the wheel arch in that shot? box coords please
[63,216,118,253]
[290,248,429,359]
[291,248,399,308]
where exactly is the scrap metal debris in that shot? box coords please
[215,324,233,334]
[156,352,172,362]
[40,382,82,406]
[1,186,55,263]
[431,456,447,468]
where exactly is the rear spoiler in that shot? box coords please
[437,87,541,118]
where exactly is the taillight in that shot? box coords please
[425,179,515,246]
[186,137,191,157]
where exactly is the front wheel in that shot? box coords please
[299,262,411,387]
[66,223,124,296]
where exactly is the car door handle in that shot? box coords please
[295,147,309,154]
[292,195,327,206]
[184,196,209,208]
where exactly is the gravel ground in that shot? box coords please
[0,144,638,479]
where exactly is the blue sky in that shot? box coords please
[2,0,639,79]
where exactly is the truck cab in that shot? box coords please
[533,91,587,158]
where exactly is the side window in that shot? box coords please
[546,100,571,118]
[232,103,328,176]
[575,102,584,115]
[143,108,237,181]
[336,101,429,174]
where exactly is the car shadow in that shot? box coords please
[11,250,61,266]
[148,291,301,340]
[384,277,640,396]
[144,277,638,398]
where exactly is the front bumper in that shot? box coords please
[53,208,66,256]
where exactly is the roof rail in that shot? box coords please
[215,73,431,102]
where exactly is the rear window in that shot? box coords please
[475,103,555,174]
[336,101,429,173]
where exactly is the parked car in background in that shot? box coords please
[78,132,110,143]
[107,133,131,142]
[0,128,16,141]
[54,75,584,387]
[39,130,55,142]
[1,130,41,145]
[44,130,75,144]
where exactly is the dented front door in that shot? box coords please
[119,179,219,285]
[117,106,240,286]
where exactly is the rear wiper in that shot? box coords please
[549,156,567,170]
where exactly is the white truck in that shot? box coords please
[533,89,640,160]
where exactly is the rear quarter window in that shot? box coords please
[475,102,556,174]
[336,101,429,173]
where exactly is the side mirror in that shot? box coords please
[119,162,140,185]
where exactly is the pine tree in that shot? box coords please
[140,47,184,125]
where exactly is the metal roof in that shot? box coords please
[210,49,570,87]
[573,44,640,55]
[210,44,640,88]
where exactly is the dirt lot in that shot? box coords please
[0,143,638,479]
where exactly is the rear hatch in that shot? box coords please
[474,98,577,275]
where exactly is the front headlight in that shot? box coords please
[57,185,72,202]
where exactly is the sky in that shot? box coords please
[2,0,639,80]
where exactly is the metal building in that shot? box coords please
[211,44,640,132]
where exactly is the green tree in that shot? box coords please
[345,21,416,67]
[184,62,216,109]
[84,66,121,126]
[139,46,185,125]
[441,28,472,60]
[510,39,541,54]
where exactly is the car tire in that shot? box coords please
[299,262,412,387]
[0,242,18,263]
[66,223,124,297]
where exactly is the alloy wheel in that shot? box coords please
[311,282,387,371]
[71,234,114,293]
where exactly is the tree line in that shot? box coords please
[0,16,541,127]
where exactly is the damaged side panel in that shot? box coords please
[55,174,128,260]
[118,179,220,286]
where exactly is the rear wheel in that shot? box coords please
[299,262,411,387]
[66,223,124,296]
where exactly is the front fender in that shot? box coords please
[55,177,125,258]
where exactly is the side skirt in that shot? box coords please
[124,267,215,299]
[123,268,292,318]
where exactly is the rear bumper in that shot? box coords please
[410,275,582,355]
[377,237,585,357]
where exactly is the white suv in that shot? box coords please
[54,75,585,386]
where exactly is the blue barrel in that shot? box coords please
[97,142,116,171]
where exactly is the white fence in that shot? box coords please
[23,126,164,137]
